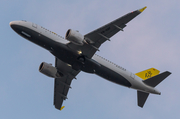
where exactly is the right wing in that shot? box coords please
[67,7,147,58]
[54,58,80,110]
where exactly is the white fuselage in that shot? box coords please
[10,20,161,95]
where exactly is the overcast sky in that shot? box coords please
[1,0,180,119]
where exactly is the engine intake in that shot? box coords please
[65,29,84,45]
[39,62,63,78]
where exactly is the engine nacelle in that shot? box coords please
[39,62,63,78]
[65,29,84,45]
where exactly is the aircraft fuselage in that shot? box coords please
[10,20,161,94]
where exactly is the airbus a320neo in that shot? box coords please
[10,7,171,110]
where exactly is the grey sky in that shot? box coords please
[1,0,180,118]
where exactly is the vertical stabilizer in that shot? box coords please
[135,68,160,80]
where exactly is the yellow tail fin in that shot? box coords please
[135,68,160,80]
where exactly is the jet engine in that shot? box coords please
[39,62,63,78]
[65,29,84,45]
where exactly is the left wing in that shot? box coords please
[54,58,80,110]
[67,7,147,58]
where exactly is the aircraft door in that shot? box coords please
[130,73,135,79]
[32,23,37,28]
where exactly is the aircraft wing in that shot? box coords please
[54,58,80,110]
[67,7,146,58]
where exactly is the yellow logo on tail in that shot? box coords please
[135,68,160,80]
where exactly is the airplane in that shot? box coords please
[10,6,171,110]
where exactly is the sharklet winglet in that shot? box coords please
[139,6,147,13]
[60,106,65,111]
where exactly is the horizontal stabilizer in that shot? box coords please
[137,91,149,108]
[143,71,171,87]
[135,68,160,80]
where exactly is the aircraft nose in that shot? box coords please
[9,21,21,31]
[9,21,17,29]
[9,21,13,26]
[9,21,15,26]
[10,20,21,26]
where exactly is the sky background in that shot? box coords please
[1,0,180,119]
